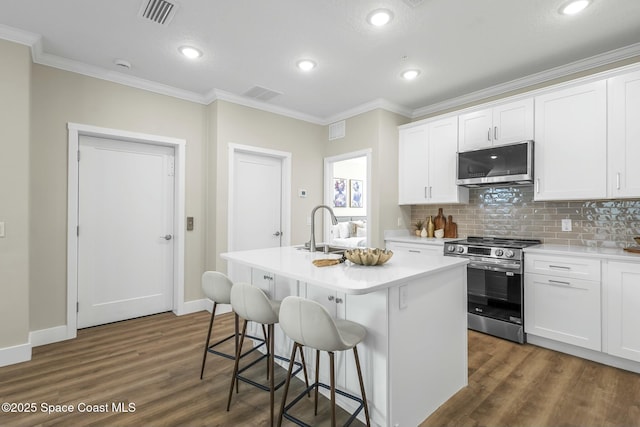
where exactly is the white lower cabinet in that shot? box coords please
[525,273,601,351]
[385,240,443,257]
[524,254,602,351]
[605,261,640,362]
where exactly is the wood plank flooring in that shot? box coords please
[1,311,638,426]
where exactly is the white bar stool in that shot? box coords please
[277,296,371,427]
[227,282,309,427]
[199,271,266,379]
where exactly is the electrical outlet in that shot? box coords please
[561,218,572,232]
[186,217,194,231]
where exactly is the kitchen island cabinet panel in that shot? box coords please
[605,261,640,363]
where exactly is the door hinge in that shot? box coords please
[77,225,79,236]
[167,157,175,176]
[76,302,79,313]
[77,150,80,161]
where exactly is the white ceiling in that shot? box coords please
[2,0,640,124]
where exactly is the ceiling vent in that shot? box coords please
[328,121,346,141]
[139,0,178,25]
[243,85,283,102]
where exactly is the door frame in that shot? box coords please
[228,143,292,251]
[323,149,372,245]
[66,122,186,339]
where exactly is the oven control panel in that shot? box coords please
[445,244,519,260]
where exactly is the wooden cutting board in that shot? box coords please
[623,247,640,254]
[444,215,458,238]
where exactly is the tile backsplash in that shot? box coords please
[410,186,640,248]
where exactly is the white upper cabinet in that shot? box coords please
[398,116,468,205]
[458,98,534,151]
[534,81,607,201]
[608,69,640,198]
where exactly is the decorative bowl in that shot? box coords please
[344,248,393,266]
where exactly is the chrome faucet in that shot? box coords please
[308,205,339,252]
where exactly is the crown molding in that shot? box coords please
[412,42,640,118]
[0,24,40,46]
[324,98,413,125]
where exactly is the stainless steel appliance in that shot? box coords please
[444,236,541,343]
[456,140,534,187]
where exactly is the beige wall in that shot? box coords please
[0,40,31,349]
[29,65,208,330]
[210,101,325,271]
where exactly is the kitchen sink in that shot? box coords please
[296,244,347,255]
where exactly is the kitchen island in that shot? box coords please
[221,246,468,427]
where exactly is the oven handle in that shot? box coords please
[468,261,521,273]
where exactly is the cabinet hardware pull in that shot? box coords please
[408,250,421,253]
[536,179,540,193]
[616,172,621,190]
[335,297,343,304]
[494,126,498,140]
[424,186,427,199]
[487,128,491,141]
[263,274,274,280]
[549,265,571,270]
[327,295,335,301]
[429,186,432,198]
[548,279,571,286]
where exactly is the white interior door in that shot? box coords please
[77,135,174,328]
[229,151,283,282]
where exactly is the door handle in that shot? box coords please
[161,234,172,240]
[487,128,491,141]
[494,126,498,140]
[273,231,282,236]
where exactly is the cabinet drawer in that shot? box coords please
[386,241,442,256]
[525,254,600,281]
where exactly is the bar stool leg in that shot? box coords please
[299,346,310,396]
[277,342,300,427]
[314,349,320,415]
[200,302,218,379]
[263,324,269,380]
[269,324,275,427]
[353,345,371,426]
[329,351,336,427]
[227,319,248,411]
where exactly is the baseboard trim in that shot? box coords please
[0,342,31,367]
[29,325,71,348]
[527,334,640,374]
[173,298,231,316]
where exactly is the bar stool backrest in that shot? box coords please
[202,271,234,304]
[230,282,279,325]
[279,296,348,352]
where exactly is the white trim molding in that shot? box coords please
[66,123,187,341]
[0,342,31,367]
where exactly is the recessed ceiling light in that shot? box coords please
[179,46,203,59]
[560,0,591,15]
[401,69,420,80]
[367,9,393,26]
[297,59,317,72]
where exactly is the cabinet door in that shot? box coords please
[524,273,601,351]
[608,70,640,198]
[458,108,492,151]
[492,98,534,145]
[606,262,640,362]
[398,125,429,204]
[427,116,464,203]
[534,81,607,200]
[386,241,442,257]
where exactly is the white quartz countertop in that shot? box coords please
[524,244,640,262]
[221,246,468,295]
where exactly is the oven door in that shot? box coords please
[467,259,523,324]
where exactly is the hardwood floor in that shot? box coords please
[1,311,638,426]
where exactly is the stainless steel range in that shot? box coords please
[444,236,541,343]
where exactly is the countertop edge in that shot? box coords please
[524,244,640,262]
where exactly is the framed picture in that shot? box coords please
[333,178,348,208]
[350,179,363,208]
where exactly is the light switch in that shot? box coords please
[561,218,572,232]
[0,222,4,237]
[186,217,194,231]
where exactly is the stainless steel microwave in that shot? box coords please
[456,140,534,187]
